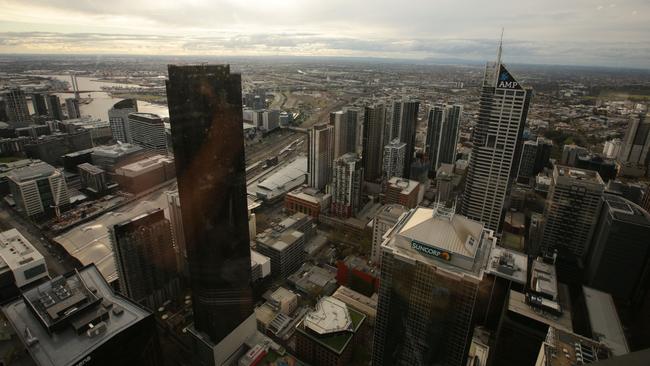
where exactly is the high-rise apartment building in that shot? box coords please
[7,161,70,219]
[388,100,419,178]
[362,104,386,182]
[383,138,406,180]
[108,98,138,143]
[330,108,359,158]
[426,104,462,172]
[618,113,650,176]
[308,123,335,191]
[587,194,650,305]
[560,144,588,166]
[330,153,363,218]
[3,88,31,127]
[46,94,63,121]
[460,45,532,232]
[166,64,254,347]
[540,166,605,259]
[31,93,48,116]
[372,206,496,366]
[602,138,622,159]
[65,97,80,119]
[128,112,168,154]
[517,137,553,182]
[111,208,180,310]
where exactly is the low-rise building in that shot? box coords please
[113,155,175,193]
[285,186,331,220]
[383,177,420,208]
[7,161,70,219]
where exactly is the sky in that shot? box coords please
[0,0,648,68]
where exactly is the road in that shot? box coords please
[0,202,72,276]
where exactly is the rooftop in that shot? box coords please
[2,264,151,366]
[603,194,650,226]
[386,177,419,195]
[77,163,104,175]
[256,156,307,193]
[508,288,573,332]
[298,297,365,355]
[7,161,57,182]
[115,154,173,174]
[332,286,377,319]
[485,246,528,284]
[91,143,143,158]
[540,327,610,366]
[385,207,494,275]
[0,229,44,275]
[555,165,605,186]
[376,204,408,222]
[583,286,630,356]
[530,258,559,300]
[127,112,164,124]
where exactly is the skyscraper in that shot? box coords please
[65,97,80,119]
[517,137,553,182]
[330,153,363,218]
[166,64,253,345]
[362,104,386,183]
[46,94,63,121]
[7,161,70,219]
[31,93,48,116]
[618,113,650,175]
[111,208,180,310]
[108,98,138,143]
[383,138,406,180]
[426,104,462,173]
[460,43,532,232]
[371,203,406,264]
[540,166,604,259]
[372,206,496,366]
[330,108,358,158]
[390,100,419,178]
[308,123,335,191]
[3,88,31,127]
[586,194,650,306]
[128,112,168,154]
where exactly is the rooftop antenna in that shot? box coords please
[497,28,504,67]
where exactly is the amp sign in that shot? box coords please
[496,65,522,90]
[411,240,452,261]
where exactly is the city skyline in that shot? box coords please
[0,1,648,68]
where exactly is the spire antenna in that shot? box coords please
[497,28,504,66]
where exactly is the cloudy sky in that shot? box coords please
[0,0,648,68]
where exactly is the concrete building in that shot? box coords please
[618,113,650,176]
[1,264,161,366]
[330,108,359,159]
[24,130,93,166]
[2,88,31,127]
[308,123,335,191]
[383,176,420,208]
[46,94,63,121]
[166,190,187,271]
[296,296,366,366]
[91,143,144,172]
[561,144,589,166]
[383,138,406,180]
[114,154,175,193]
[7,161,70,219]
[577,154,618,182]
[254,213,313,280]
[602,138,622,159]
[31,93,48,116]
[332,286,378,326]
[330,153,363,218]
[587,194,650,306]
[284,186,331,220]
[517,137,553,182]
[371,204,407,264]
[0,229,48,289]
[111,208,180,310]
[460,49,532,232]
[535,326,611,366]
[372,206,497,366]
[426,104,462,172]
[540,166,605,260]
[108,99,138,143]
[388,100,419,178]
[167,64,255,358]
[361,104,385,183]
[78,162,108,194]
[128,112,168,154]
[65,97,80,119]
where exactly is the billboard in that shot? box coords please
[411,240,452,261]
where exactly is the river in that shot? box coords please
[31,75,169,121]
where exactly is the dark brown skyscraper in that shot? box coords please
[166,64,253,344]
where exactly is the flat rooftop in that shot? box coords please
[257,157,307,192]
[91,143,142,158]
[603,194,650,226]
[583,286,630,356]
[332,286,377,319]
[541,327,610,366]
[386,177,419,195]
[298,297,365,355]
[531,258,558,300]
[485,246,528,284]
[116,154,173,174]
[0,229,44,274]
[555,165,604,186]
[7,161,56,182]
[77,163,104,175]
[508,288,573,332]
[2,264,151,366]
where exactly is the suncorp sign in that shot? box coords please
[411,240,451,261]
